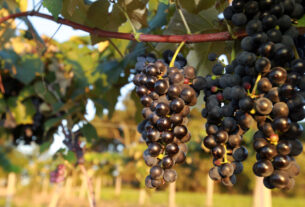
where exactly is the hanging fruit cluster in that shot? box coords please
[133,51,202,188]
[201,0,305,190]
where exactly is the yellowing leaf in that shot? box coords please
[16,0,27,11]
[8,98,35,125]
[98,41,109,52]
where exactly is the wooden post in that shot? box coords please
[138,188,146,206]
[206,175,214,207]
[64,177,73,198]
[5,173,16,207]
[41,176,49,196]
[79,165,97,207]
[79,175,87,199]
[95,177,102,201]
[115,175,122,196]
[168,182,176,207]
[48,184,62,207]
[253,177,272,207]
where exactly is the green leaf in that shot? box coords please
[34,81,58,105]
[40,141,52,153]
[0,50,19,71]
[14,55,43,85]
[186,41,231,77]
[297,15,305,27]
[0,149,21,173]
[179,0,215,14]
[61,0,89,24]
[63,150,77,163]
[17,86,35,101]
[42,0,63,19]
[96,60,121,85]
[159,0,169,5]
[44,115,66,132]
[0,98,6,114]
[104,87,121,118]
[215,0,229,12]
[86,0,148,44]
[146,2,168,31]
[85,1,125,34]
[80,123,98,142]
[119,0,148,30]
[131,90,142,123]
[164,7,222,35]
[149,0,159,11]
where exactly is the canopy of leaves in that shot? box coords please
[0,0,233,171]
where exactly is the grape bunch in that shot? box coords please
[2,75,24,98]
[201,58,250,186]
[50,164,66,183]
[201,0,305,189]
[1,57,66,145]
[1,71,46,145]
[133,51,201,188]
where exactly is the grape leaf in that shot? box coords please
[0,50,19,70]
[85,1,125,32]
[80,123,98,142]
[164,7,223,35]
[160,0,169,5]
[14,55,43,85]
[131,90,142,123]
[179,0,215,14]
[96,60,121,85]
[0,148,21,172]
[44,115,67,132]
[63,150,77,163]
[187,41,231,77]
[7,97,35,124]
[42,0,63,19]
[0,98,6,114]
[297,15,305,27]
[17,86,35,101]
[149,0,159,11]
[34,81,58,105]
[62,0,89,24]
[118,0,148,30]
[40,141,52,153]
[87,0,149,44]
[186,40,232,92]
[0,0,27,12]
[215,0,229,12]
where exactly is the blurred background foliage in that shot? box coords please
[0,1,305,207]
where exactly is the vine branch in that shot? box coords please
[1,11,305,43]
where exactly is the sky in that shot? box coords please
[17,0,88,41]
[15,0,133,154]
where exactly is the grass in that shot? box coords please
[99,187,305,207]
[1,187,305,207]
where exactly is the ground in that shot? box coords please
[0,188,305,207]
